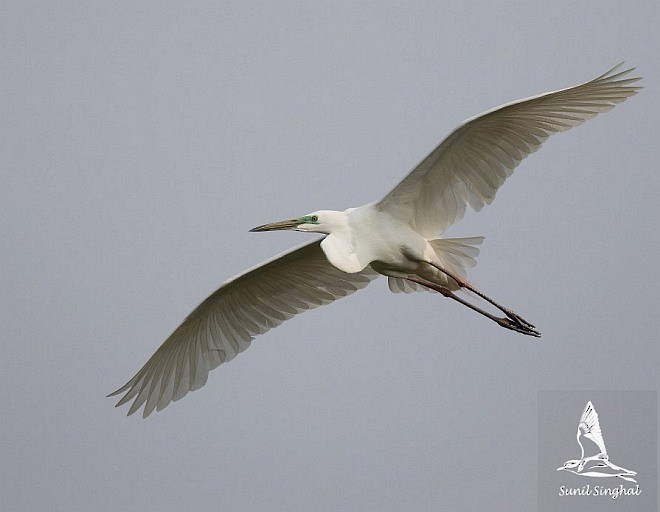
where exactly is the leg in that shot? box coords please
[425,261,536,330]
[407,276,541,338]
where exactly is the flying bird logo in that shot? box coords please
[557,401,637,483]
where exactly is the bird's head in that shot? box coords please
[250,210,345,235]
[557,460,581,471]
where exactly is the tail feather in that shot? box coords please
[387,236,484,293]
[428,236,484,274]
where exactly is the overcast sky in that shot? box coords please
[2,1,659,511]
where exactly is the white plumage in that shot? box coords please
[110,65,641,417]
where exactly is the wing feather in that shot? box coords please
[579,401,608,455]
[109,239,378,417]
[377,64,641,236]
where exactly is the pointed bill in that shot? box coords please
[249,219,300,232]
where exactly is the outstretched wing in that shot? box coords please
[109,239,379,417]
[376,65,641,237]
[579,401,608,455]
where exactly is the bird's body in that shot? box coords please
[558,459,637,482]
[312,206,446,285]
[110,65,641,417]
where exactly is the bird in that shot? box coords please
[110,64,641,417]
[557,459,637,483]
[557,401,637,482]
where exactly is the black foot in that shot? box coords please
[497,317,541,337]
[502,308,536,330]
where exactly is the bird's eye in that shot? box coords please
[310,215,318,222]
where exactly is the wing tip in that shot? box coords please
[597,62,643,86]
[106,385,126,398]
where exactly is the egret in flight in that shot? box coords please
[110,65,640,417]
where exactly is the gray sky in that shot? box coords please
[2,1,658,511]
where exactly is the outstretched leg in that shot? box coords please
[407,276,541,337]
[425,261,537,331]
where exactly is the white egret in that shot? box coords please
[110,65,640,417]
